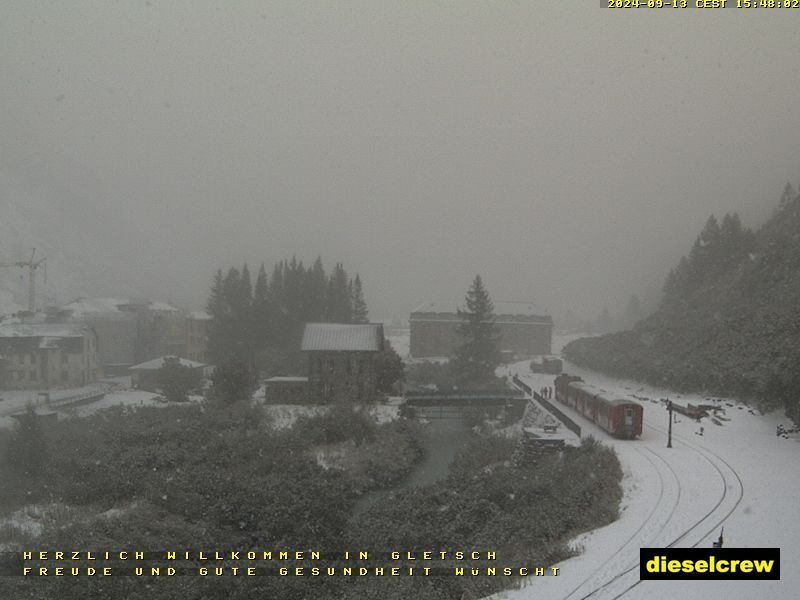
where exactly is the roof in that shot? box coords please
[264,376,308,383]
[188,311,212,320]
[0,322,90,338]
[569,381,636,407]
[63,297,127,317]
[301,323,384,352]
[130,356,206,370]
[148,301,179,312]
[411,301,552,323]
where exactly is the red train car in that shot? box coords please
[554,374,643,439]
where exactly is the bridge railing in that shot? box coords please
[512,375,582,437]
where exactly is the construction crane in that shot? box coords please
[0,248,47,312]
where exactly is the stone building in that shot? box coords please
[301,323,383,404]
[0,322,98,389]
[409,301,553,359]
[60,298,192,375]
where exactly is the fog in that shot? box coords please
[1,2,798,321]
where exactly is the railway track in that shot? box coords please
[560,444,681,600]
[566,420,744,600]
[503,363,746,600]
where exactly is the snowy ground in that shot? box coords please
[0,380,123,428]
[390,328,796,598]
[0,378,205,428]
[488,343,798,600]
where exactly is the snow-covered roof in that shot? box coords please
[411,301,552,322]
[264,376,308,383]
[0,322,89,338]
[569,381,635,406]
[63,297,182,318]
[148,301,179,312]
[129,356,206,370]
[188,311,212,320]
[63,297,127,317]
[301,323,383,352]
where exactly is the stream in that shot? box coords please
[353,416,474,514]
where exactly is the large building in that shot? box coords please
[409,301,553,359]
[59,298,199,374]
[0,322,98,389]
[301,323,384,404]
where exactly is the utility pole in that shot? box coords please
[667,400,673,448]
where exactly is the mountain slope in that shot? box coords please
[564,189,800,419]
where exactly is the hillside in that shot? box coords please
[564,185,800,420]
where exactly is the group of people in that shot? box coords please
[539,386,553,399]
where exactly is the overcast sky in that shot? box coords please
[1,2,798,321]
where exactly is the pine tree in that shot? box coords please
[254,263,268,306]
[239,264,253,311]
[209,359,257,405]
[206,269,224,315]
[375,339,404,394]
[778,181,796,211]
[222,268,241,314]
[158,357,202,402]
[7,405,48,478]
[351,274,368,323]
[326,263,352,322]
[304,257,327,322]
[453,275,501,382]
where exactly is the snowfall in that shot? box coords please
[1,332,797,599]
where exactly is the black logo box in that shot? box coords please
[640,548,780,580]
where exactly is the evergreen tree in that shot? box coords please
[778,181,796,211]
[687,214,722,283]
[206,269,224,315]
[209,359,257,405]
[254,263,268,306]
[6,405,48,478]
[222,267,241,314]
[158,357,202,402]
[303,257,327,323]
[453,275,501,382]
[326,263,352,322]
[239,263,253,309]
[351,274,368,323]
[375,339,404,394]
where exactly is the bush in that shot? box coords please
[157,357,202,402]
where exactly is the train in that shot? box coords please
[553,374,643,439]
[529,356,563,375]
